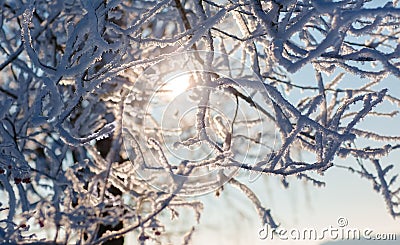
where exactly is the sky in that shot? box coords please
[101,42,400,245]
[188,167,400,245]
[185,64,400,245]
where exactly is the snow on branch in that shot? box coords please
[1,0,400,244]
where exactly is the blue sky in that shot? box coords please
[186,63,400,245]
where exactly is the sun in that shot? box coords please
[162,73,191,98]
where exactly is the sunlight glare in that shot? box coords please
[162,73,191,98]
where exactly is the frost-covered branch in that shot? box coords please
[1,0,400,244]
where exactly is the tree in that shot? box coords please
[1,0,400,244]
